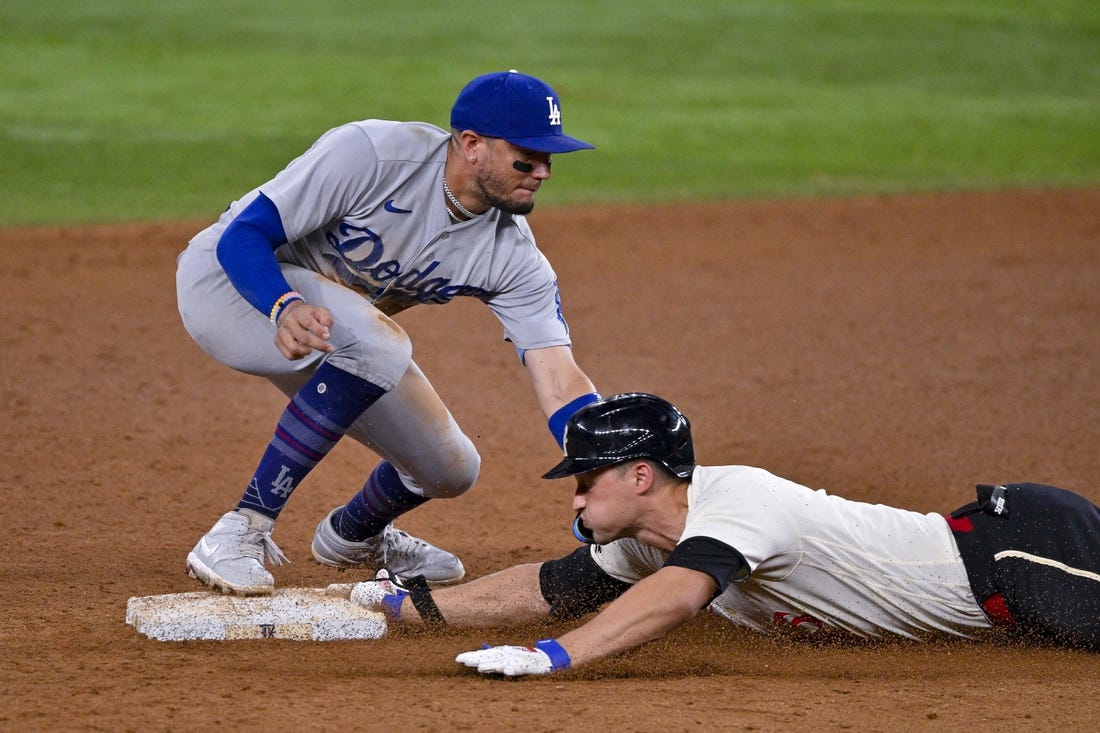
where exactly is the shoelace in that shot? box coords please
[241,525,289,567]
[382,526,429,561]
[261,531,289,567]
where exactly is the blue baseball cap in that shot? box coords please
[450,70,595,154]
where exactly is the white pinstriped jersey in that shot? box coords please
[189,120,572,352]
[591,465,994,640]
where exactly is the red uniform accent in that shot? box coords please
[981,593,1015,627]
[945,514,973,532]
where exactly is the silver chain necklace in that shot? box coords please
[442,176,480,220]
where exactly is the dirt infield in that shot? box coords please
[2,188,1098,732]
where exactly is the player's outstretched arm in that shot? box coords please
[353,563,552,628]
[430,562,551,626]
[456,565,717,676]
[555,565,716,666]
[523,345,598,420]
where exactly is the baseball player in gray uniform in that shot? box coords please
[175,70,601,595]
[347,394,1100,676]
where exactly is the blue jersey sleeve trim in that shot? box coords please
[215,192,294,318]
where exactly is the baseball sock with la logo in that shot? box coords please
[236,361,385,519]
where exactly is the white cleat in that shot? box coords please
[187,509,288,596]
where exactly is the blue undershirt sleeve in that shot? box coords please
[215,192,294,318]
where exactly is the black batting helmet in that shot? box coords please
[541,393,695,480]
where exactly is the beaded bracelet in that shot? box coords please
[269,290,304,326]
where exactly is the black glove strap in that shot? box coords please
[400,573,447,629]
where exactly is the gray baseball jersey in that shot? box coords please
[188,119,571,352]
[591,465,994,640]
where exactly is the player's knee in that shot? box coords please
[407,442,481,499]
[432,448,481,499]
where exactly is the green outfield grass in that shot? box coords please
[1,0,1098,226]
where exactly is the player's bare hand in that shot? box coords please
[275,301,335,360]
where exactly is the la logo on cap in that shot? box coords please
[547,97,562,126]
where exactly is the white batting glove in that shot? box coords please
[349,570,408,620]
[455,639,571,677]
